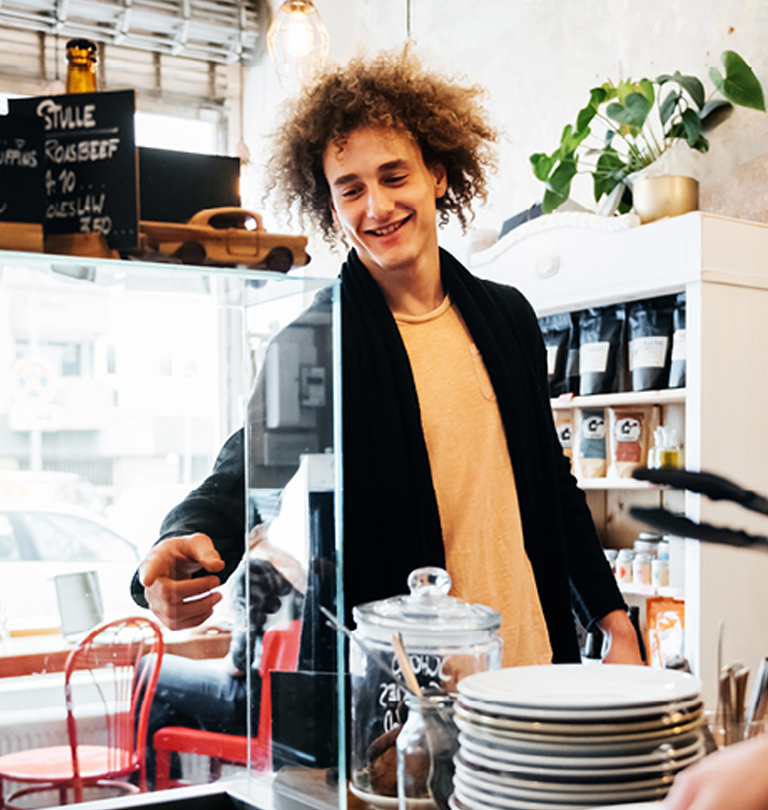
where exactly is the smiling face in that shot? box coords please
[323,126,447,286]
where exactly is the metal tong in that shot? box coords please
[628,467,768,551]
[630,467,768,740]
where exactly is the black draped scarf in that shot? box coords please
[339,248,587,661]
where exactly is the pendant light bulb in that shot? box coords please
[267,1,330,92]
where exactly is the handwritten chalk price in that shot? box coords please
[9,90,138,249]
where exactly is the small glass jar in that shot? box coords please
[396,692,457,810]
[634,532,662,558]
[652,558,670,587]
[616,549,634,584]
[633,552,653,585]
[604,548,618,574]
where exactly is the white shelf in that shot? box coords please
[619,583,685,600]
[578,478,657,491]
[552,389,686,410]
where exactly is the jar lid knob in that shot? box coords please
[407,566,451,598]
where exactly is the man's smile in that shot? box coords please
[366,215,411,237]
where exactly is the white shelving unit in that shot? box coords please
[471,211,768,705]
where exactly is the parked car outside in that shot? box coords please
[0,500,142,629]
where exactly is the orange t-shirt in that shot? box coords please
[396,297,552,667]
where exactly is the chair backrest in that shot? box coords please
[64,616,164,794]
[252,619,302,769]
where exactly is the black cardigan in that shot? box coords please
[132,248,626,663]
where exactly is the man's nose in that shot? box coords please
[366,185,394,218]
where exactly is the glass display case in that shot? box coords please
[0,249,343,810]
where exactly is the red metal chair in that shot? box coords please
[0,616,164,808]
[153,619,302,788]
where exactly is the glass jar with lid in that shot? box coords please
[616,548,635,584]
[634,532,662,558]
[633,551,653,585]
[349,566,501,802]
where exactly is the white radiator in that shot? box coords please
[0,672,107,756]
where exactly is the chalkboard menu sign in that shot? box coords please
[9,89,138,249]
[139,147,240,223]
[0,114,43,223]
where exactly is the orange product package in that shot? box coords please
[646,596,685,669]
[607,405,660,478]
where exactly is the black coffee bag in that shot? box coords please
[578,304,626,395]
[539,312,571,397]
[669,292,686,389]
[627,295,676,391]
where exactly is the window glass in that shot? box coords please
[0,514,22,561]
[135,111,217,153]
[18,513,138,563]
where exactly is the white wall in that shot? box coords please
[243,0,768,272]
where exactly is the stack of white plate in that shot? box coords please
[451,665,705,810]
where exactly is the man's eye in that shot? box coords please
[340,187,361,199]
[386,174,407,184]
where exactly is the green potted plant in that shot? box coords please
[530,50,766,217]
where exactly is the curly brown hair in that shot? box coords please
[264,44,498,244]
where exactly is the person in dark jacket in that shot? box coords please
[131,45,640,667]
[140,537,302,788]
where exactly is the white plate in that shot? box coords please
[454,701,703,737]
[456,746,703,781]
[458,666,701,711]
[458,732,704,770]
[454,768,672,788]
[454,713,704,749]
[454,779,670,809]
[449,790,664,810]
[454,763,674,795]
[455,777,672,806]
[450,789,591,810]
[349,783,434,810]
[457,724,703,758]
[458,694,702,722]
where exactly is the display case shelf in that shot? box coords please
[0,248,344,810]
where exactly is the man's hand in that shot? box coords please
[598,608,644,665]
[661,733,768,810]
[139,533,226,630]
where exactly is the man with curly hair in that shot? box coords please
[132,47,640,668]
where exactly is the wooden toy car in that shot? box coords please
[138,207,310,272]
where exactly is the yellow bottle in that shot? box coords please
[649,426,680,469]
[65,39,98,94]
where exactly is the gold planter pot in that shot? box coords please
[631,175,699,224]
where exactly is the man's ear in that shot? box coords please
[432,163,448,199]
